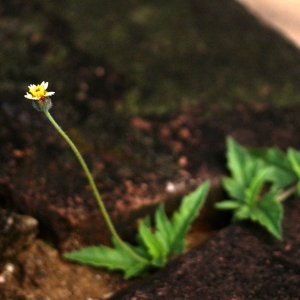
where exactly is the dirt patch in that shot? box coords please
[2,241,122,300]
[112,198,300,299]
[0,208,124,299]
[3,102,300,250]
[2,103,300,299]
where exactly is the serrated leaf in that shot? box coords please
[226,137,248,186]
[218,139,286,240]
[222,138,267,205]
[168,181,210,253]
[64,239,150,279]
[65,181,210,278]
[138,216,167,266]
[225,138,264,192]
[249,191,283,239]
[154,204,172,253]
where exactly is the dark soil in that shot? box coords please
[2,103,300,299]
[1,0,300,299]
[112,198,300,300]
[3,102,300,251]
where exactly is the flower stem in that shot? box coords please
[44,111,149,264]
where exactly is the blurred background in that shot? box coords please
[1,0,300,117]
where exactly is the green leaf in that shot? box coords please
[138,216,167,266]
[251,147,297,190]
[287,148,300,197]
[226,137,248,186]
[228,192,283,239]
[168,181,210,253]
[225,137,264,195]
[287,148,300,178]
[249,191,283,239]
[65,181,210,279]
[222,177,245,201]
[64,238,150,279]
[219,138,268,208]
[250,147,289,169]
[232,204,252,221]
[154,204,172,252]
[217,138,285,239]
[214,200,243,210]
[135,181,209,263]
[266,166,297,191]
[244,167,272,206]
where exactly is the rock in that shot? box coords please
[0,209,38,259]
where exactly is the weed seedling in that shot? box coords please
[24,81,210,278]
[215,137,299,239]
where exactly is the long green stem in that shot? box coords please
[44,111,149,264]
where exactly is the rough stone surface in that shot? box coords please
[0,208,38,259]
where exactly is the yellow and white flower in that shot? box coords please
[24,81,55,100]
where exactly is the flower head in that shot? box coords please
[24,81,55,100]
[24,81,55,112]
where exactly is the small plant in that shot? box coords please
[25,82,300,277]
[215,137,299,239]
[24,81,210,278]
[65,182,209,278]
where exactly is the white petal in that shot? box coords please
[42,81,49,89]
[46,91,55,96]
[24,93,33,99]
[24,92,40,100]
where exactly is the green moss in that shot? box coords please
[5,0,300,115]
